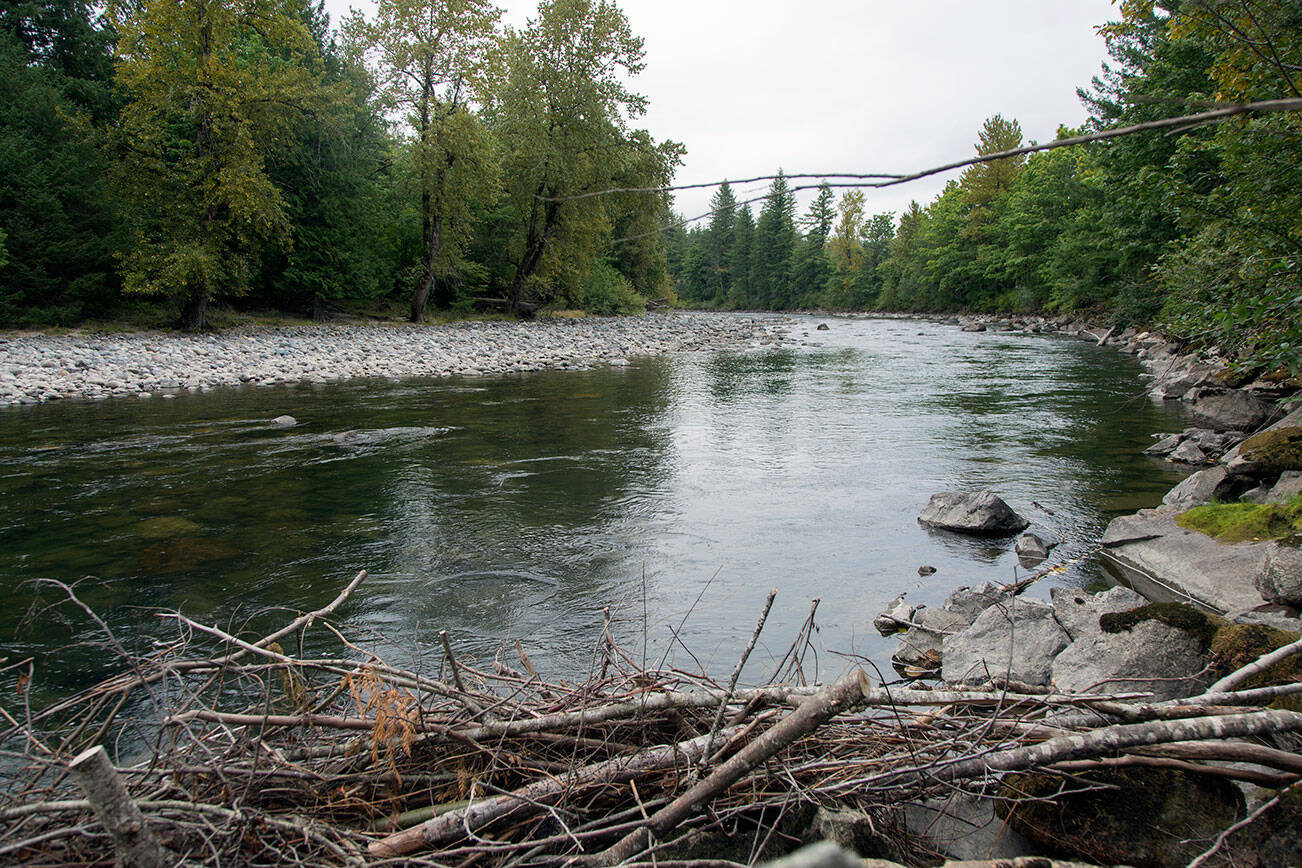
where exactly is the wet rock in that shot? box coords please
[942,598,1069,687]
[1014,532,1052,565]
[815,323,830,331]
[960,322,986,332]
[917,565,937,576]
[1049,585,1146,642]
[1190,389,1285,431]
[996,768,1244,868]
[1256,541,1302,608]
[272,414,297,427]
[918,491,1029,536]
[1143,432,1183,456]
[872,595,915,636]
[1167,439,1207,464]
[1051,604,1213,700]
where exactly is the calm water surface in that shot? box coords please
[0,316,1190,696]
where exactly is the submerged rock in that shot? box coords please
[1014,532,1052,564]
[917,491,1029,535]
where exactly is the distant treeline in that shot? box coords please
[665,2,1302,375]
[1,0,678,330]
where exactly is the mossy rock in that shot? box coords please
[1099,602,1220,652]
[1237,427,1302,473]
[995,768,1243,868]
[1214,366,1261,388]
[1176,496,1302,543]
[1224,784,1302,867]
[1209,622,1302,710]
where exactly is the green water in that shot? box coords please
[0,316,1190,695]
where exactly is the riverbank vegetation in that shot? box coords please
[668,2,1302,375]
[0,0,676,331]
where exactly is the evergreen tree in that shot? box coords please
[791,183,834,307]
[727,204,755,308]
[704,180,737,305]
[752,170,796,309]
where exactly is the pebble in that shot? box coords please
[0,313,790,406]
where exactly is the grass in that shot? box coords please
[1176,495,1302,543]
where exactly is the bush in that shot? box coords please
[580,260,646,316]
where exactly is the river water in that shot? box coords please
[0,316,1190,699]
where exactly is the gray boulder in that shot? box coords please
[1255,541,1302,608]
[891,584,1006,675]
[872,595,915,637]
[917,491,1029,535]
[1268,471,1302,503]
[941,598,1070,687]
[1190,389,1284,431]
[1014,532,1052,564]
[1051,617,1210,700]
[1100,510,1269,613]
[271,414,297,427]
[1049,585,1147,641]
[1143,433,1183,457]
[1168,439,1208,465]
[1160,465,1235,512]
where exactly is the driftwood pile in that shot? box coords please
[3,571,1302,867]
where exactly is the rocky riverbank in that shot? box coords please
[0,312,792,406]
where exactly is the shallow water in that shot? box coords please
[0,315,1190,696]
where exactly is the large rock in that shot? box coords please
[1160,465,1237,512]
[1051,608,1212,700]
[942,598,1070,687]
[1049,585,1146,642]
[1225,427,1302,476]
[1256,541,1302,608]
[891,584,1006,675]
[902,795,1037,862]
[1100,510,1268,613]
[996,768,1244,868]
[917,491,1029,535]
[1190,389,1284,431]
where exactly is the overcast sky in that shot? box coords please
[325,0,1120,223]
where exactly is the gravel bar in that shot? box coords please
[0,312,793,406]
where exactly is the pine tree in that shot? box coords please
[752,170,796,309]
[704,180,737,305]
[727,204,755,309]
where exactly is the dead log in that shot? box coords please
[68,745,172,868]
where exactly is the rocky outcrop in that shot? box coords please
[1225,426,1302,475]
[941,598,1069,687]
[917,491,1029,535]
[1099,510,1269,613]
[1050,607,1212,700]
[1049,585,1146,641]
[1189,389,1284,431]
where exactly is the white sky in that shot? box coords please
[325,0,1119,224]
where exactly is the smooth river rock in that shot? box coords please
[917,490,1029,536]
[941,597,1069,687]
[1099,510,1268,614]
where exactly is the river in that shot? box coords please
[0,315,1190,700]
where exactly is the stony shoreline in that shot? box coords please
[0,312,792,406]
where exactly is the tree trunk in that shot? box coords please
[69,745,172,868]
[411,215,443,322]
[180,286,208,331]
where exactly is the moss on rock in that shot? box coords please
[1176,496,1302,543]
[1238,427,1302,473]
[995,768,1243,868]
[1209,622,1302,710]
[1099,602,1219,651]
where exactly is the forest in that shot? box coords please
[668,1,1302,375]
[0,0,1299,371]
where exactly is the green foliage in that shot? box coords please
[0,4,118,326]
[1175,496,1302,543]
[580,258,645,315]
[112,0,328,329]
